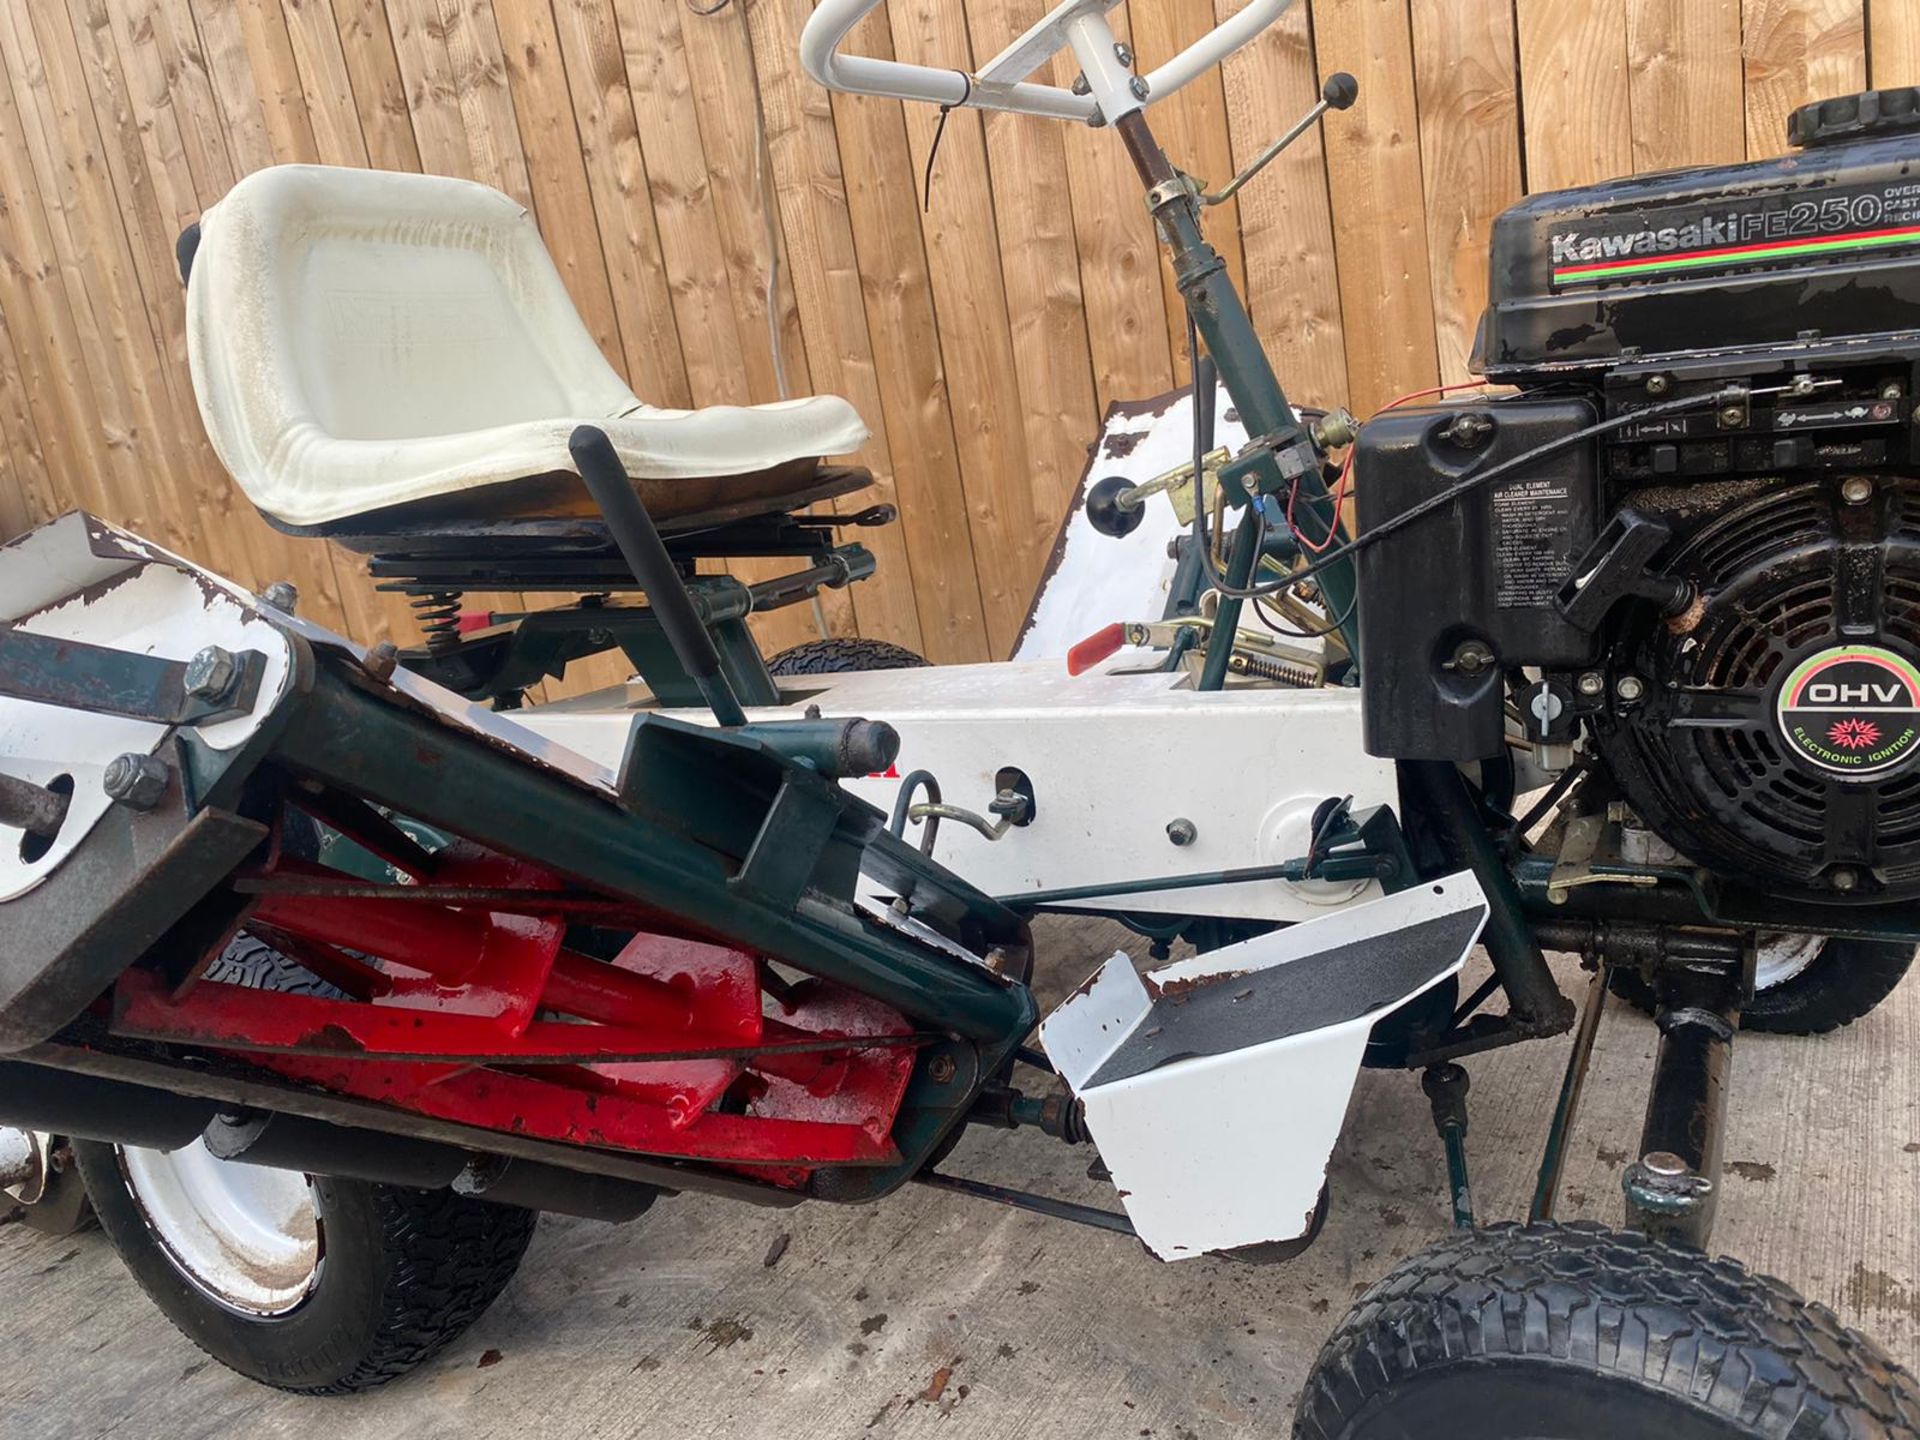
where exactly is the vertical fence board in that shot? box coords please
[1516,0,1631,190]
[1313,0,1440,414]
[1743,0,1866,159]
[1871,0,1920,86]
[1626,0,1746,172]
[963,0,1102,580]
[1409,0,1521,387]
[1216,0,1345,407]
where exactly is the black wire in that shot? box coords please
[921,73,973,213]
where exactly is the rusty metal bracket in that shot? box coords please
[0,625,265,726]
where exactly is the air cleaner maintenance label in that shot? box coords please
[1550,179,1920,288]
[1775,645,1920,780]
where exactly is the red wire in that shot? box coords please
[1285,380,1499,555]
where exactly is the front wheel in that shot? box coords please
[75,1139,536,1393]
[1295,1221,1919,1439]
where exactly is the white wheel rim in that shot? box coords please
[1753,932,1825,992]
[118,1140,321,1316]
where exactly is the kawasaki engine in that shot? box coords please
[1355,89,1920,905]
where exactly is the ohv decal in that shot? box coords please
[1775,645,1920,780]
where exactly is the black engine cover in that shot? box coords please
[1590,478,1920,902]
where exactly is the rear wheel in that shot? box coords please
[1296,1221,1920,1439]
[77,1140,535,1393]
[1610,935,1915,1035]
[767,637,928,675]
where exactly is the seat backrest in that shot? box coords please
[187,166,637,478]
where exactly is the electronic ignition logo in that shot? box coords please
[1775,645,1920,780]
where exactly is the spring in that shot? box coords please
[1226,651,1319,689]
[410,590,465,655]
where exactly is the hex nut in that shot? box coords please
[183,646,238,702]
[103,752,170,811]
[362,641,401,683]
[1166,817,1197,847]
[260,581,299,614]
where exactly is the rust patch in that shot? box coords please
[1145,967,1252,1001]
[1103,428,1149,459]
[921,1364,954,1403]
[477,1349,504,1369]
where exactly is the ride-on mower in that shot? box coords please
[3,0,1919,1431]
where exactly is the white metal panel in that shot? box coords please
[1040,874,1489,1259]
[519,659,1395,923]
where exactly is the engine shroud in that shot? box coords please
[1591,479,1920,902]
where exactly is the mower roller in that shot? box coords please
[3,0,1920,1432]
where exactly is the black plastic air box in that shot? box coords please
[1355,399,1599,761]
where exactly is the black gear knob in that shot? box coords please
[1322,72,1359,111]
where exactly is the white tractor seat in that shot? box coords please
[185,165,870,532]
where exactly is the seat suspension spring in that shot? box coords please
[410,590,466,655]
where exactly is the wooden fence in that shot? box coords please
[0,0,1914,675]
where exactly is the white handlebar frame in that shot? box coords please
[800,0,1294,127]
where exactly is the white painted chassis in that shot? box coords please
[521,388,1389,928]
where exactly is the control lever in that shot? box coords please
[1200,72,1357,207]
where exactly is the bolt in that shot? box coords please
[1113,41,1132,65]
[102,752,170,811]
[1071,72,1090,96]
[1842,476,1875,505]
[1616,674,1647,702]
[1883,381,1905,400]
[1128,75,1150,100]
[1441,412,1493,449]
[1718,405,1747,427]
[183,646,238,703]
[260,581,298,614]
[1640,1149,1690,1178]
[1576,671,1606,698]
[1166,817,1197,847]
[1448,640,1496,676]
[362,641,400,683]
[927,1054,957,1085]
[1644,374,1671,397]
[1830,867,1861,893]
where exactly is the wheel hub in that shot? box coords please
[118,1140,321,1316]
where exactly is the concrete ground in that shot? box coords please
[3,919,1917,1440]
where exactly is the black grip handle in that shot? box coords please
[569,425,747,727]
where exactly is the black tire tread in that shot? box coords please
[767,637,928,675]
[299,1183,536,1395]
[1296,1221,1920,1439]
